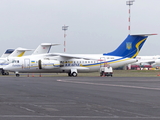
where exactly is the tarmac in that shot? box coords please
[0,76,160,120]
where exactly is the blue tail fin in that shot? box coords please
[103,34,151,58]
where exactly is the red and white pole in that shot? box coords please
[62,25,69,53]
[128,5,131,34]
[126,0,135,35]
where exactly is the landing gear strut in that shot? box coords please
[68,72,72,77]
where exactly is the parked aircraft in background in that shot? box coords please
[0,43,59,75]
[32,43,60,55]
[0,47,33,75]
[1,49,15,58]
[135,55,160,66]
[3,34,156,77]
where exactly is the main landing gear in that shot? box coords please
[0,69,9,75]
[68,72,78,77]
[68,69,78,77]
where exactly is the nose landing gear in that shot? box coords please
[15,71,20,77]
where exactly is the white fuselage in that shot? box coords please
[4,53,136,73]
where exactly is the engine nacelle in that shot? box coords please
[155,59,160,65]
[38,60,60,69]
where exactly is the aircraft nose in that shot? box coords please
[3,64,12,71]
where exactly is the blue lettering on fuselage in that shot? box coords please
[12,65,21,67]
[65,63,80,66]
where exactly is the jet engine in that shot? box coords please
[155,59,160,64]
[151,59,160,66]
[38,59,60,69]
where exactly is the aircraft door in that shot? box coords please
[24,59,30,69]
[100,57,105,67]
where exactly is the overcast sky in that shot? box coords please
[0,0,159,56]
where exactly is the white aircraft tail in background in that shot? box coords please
[32,43,60,55]
[8,47,33,57]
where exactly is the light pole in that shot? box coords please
[126,0,135,35]
[62,25,69,52]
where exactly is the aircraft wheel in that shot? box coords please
[2,72,5,75]
[16,74,20,77]
[72,72,77,77]
[68,72,72,77]
[2,70,6,75]
[100,72,103,76]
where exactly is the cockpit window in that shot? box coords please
[12,60,19,63]
[12,60,16,63]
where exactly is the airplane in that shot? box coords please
[0,47,33,75]
[3,34,156,77]
[128,55,160,69]
[0,43,59,75]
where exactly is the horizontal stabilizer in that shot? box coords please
[41,43,60,46]
[14,47,33,51]
[131,33,157,36]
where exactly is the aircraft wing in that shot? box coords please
[60,67,89,70]
[47,53,98,60]
[134,59,156,65]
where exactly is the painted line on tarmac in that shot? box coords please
[0,115,160,119]
[57,79,160,91]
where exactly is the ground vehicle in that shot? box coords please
[100,66,113,77]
